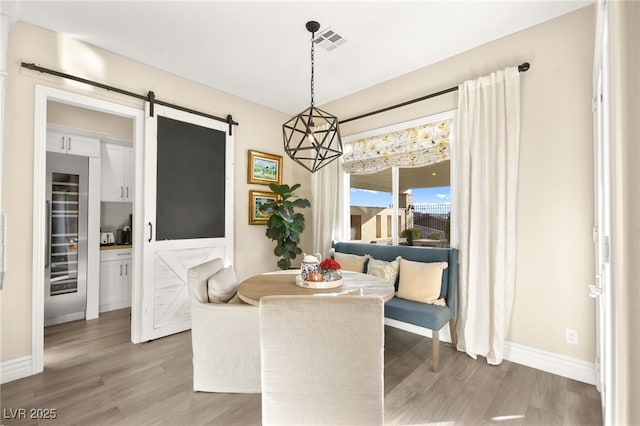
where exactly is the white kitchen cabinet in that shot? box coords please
[99,248,132,312]
[101,141,134,202]
[46,130,101,157]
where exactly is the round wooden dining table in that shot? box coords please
[237,270,395,306]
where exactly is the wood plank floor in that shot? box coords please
[1,308,602,425]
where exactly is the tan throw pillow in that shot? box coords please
[366,256,401,285]
[207,266,238,303]
[333,252,368,273]
[397,259,448,305]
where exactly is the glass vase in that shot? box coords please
[323,270,342,282]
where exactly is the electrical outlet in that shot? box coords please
[565,328,578,345]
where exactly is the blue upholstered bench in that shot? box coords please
[332,241,458,371]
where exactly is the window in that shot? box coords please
[349,169,393,244]
[399,162,451,246]
[341,111,454,246]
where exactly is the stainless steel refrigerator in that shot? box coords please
[45,152,88,326]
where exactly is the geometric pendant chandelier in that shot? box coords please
[283,20,343,173]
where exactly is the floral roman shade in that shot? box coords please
[342,118,452,174]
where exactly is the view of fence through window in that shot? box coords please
[410,200,450,241]
[349,162,451,246]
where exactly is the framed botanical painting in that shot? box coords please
[248,150,282,185]
[249,190,278,225]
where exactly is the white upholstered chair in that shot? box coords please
[187,258,261,393]
[259,295,385,426]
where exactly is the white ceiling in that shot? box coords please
[5,1,591,114]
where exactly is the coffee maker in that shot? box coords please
[117,226,131,245]
[116,214,133,245]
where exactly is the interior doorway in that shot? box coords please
[45,101,135,325]
[32,85,145,375]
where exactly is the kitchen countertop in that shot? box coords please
[100,244,132,251]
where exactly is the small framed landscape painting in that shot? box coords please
[248,150,282,185]
[249,190,278,225]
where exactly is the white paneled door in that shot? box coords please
[141,104,234,341]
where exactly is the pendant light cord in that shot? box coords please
[310,30,315,108]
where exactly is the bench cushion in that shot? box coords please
[384,297,453,331]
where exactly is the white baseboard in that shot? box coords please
[1,355,33,384]
[503,340,597,385]
[44,311,84,327]
[384,319,596,385]
[99,300,131,313]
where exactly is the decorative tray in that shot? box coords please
[295,274,343,289]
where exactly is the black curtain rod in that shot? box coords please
[21,62,239,135]
[341,62,530,125]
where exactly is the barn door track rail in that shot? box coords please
[21,62,238,136]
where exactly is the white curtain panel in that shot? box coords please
[311,160,339,258]
[455,67,520,364]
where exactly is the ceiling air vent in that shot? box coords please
[314,28,346,51]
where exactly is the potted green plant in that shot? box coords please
[400,227,422,246]
[259,183,311,270]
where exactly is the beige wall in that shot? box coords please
[48,101,134,141]
[325,6,596,361]
[1,22,311,361]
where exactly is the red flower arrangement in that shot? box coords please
[319,258,341,273]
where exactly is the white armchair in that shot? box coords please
[187,258,261,393]
[259,295,385,425]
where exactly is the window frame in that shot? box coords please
[338,110,457,246]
